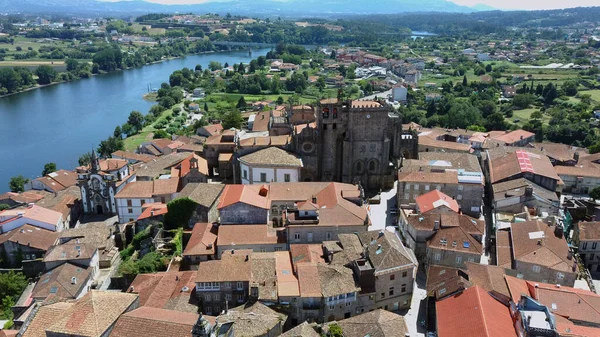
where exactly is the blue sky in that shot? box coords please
[451,0,599,10]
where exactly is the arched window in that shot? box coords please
[355,161,364,174]
[92,178,100,191]
[333,108,338,119]
[368,160,378,173]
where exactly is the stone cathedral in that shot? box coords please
[292,98,418,192]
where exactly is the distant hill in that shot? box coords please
[0,0,492,16]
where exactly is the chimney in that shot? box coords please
[525,186,533,198]
[231,249,235,254]
[312,195,317,204]
[151,210,155,216]
[574,152,580,163]
[245,255,249,262]
[71,277,77,285]
[130,286,134,292]
[434,220,440,230]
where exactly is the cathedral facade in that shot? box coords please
[292,98,418,191]
[77,152,133,215]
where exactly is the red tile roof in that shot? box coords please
[137,203,168,221]
[0,224,58,251]
[436,286,517,337]
[492,129,535,145]
[183,223,217,257]
[217,185,269,209]
[217,225,285,246]
[415,190,459,213]
[128,271,198,313]
[110,307,202,337]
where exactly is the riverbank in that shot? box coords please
[0,47,272,190]
[0,50,220,99]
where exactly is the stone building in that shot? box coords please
[292,98,418,192]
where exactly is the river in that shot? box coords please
[0,48,270,191]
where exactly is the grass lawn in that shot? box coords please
[130,23,166,36]
[580,89,600,102]
[123,105,177,151]
[505,107,551,127]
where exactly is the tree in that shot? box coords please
[65,59,79,72]
[0,271,28,304]
[316,76,326,91]
[164,197,198,229]
[121,123,135,137]
[236,96,247,109]
[562,80,578,96]
[462,75,468,86]
[78,153,92,166]
[208,61,222,71]
[530,111,543,120]
[113,125,122,138]
[41,163,56,176]
[276,96,284,105]
[485,112,508,131]
[127,111,145,133]
[512,94,534,109]
[222,110,244,129]
[204,102,209,112]
[328,323,344,337]
[98,136,124,157]
[35,65,57,85]
[8,176,28,192]
[485,64,493,72]
[0,204,9,211]
[590,186,600,200]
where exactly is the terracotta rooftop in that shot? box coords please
[137,203,168,221]
[195,249,252,283]
[357,230,417,273]
[415,190,460,213]
[111,150,155,163]
[114,178,179,199]
[492,129,535,145]
[128,271,198,313]
[426,265,470,299]
[98,158,128,172]
[183,223,217,257]
[44,291,138,337]
[0,224,58,251]
[289,244,325,272]
[0,204,62,230]
[427,225,483,255]
[417,135,473,152]
[496,229,513,268]
[510,220,573,272]
[43,242,96,263]
[135,152,189,179]
[217,184,269,209]
[465,262,512,300]
[489,150,560,183]
[21,301,74,337]
[280,322,320,337]
[252,110,271,132]
[175,154,209,177]
[110,307,203,337]
[200,123,223,136]
[436,286,517,337]
[239,147,303,167]
[335,309,409,337]
[533,142,586,163]
[32,263,91,300]
[36,169,78,192]
[505,276,600,326]
[398,170,459,185]
[216,302,286,337]
[0,191,46,204]
[217,225,285,246]
[350,100,382,108]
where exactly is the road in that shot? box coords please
[367,181,397,232]
[368,182,428,337]
[363,89,392,101]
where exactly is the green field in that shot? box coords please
[505,107,551,127]
[130,23,166,36]
[123,104,178,151]
[580,89,600,102]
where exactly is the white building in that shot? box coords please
[114,178,179,223]
[392,86,408,102]
[0,204,65,233]
[238,147,303,185]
